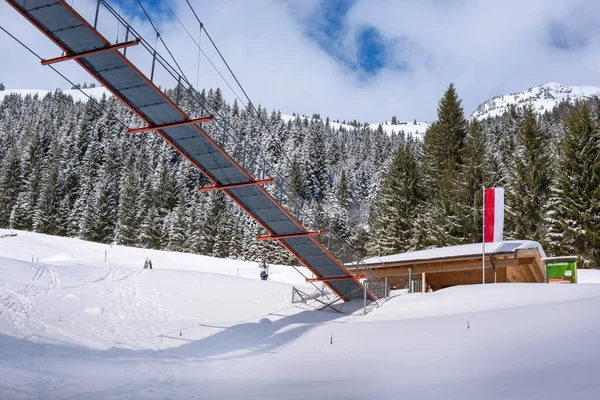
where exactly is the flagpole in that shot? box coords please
[482,186,485,285]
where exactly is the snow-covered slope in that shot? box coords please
[2,230,600,399]
[280,113,356,131]
[0,229,310,284]
[281,113,430,136]
[369,120,430,136]
[472,82,600,120]
[0,87,111,103]
[0,90,430,135]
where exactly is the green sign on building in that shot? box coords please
[545,257,578,284]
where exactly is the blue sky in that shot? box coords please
[306,0,390,76]
[1,0,600,122]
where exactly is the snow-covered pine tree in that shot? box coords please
[0,146,22,227]
[115,153,139,245]
[202,190,228,256]
[168,198,188,252]
[304,119,328,203]
[78,139,102,240]
[456,119,488,243]
[505,106,552,242]
[11,129,44,230]
[32,137,63,235]
[418,83,469,247]
[139,204,161,248]
[369,135,420,255]
[546,100,600,266]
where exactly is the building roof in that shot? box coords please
[362,241,547,265]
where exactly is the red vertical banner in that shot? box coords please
[485,188,495,242]
[484,187,504,242]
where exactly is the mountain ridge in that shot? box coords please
[2,82,599,133]
[471,82,600,120]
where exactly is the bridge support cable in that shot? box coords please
[5,0,384,302]
[0,24,130,132]
[177,0,385,296]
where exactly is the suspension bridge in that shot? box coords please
[3,0,387,303]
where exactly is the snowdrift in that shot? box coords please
[1,230,600,399]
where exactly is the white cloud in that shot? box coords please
[1,0,600,122]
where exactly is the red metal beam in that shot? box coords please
[55,0,190,121]
[306,275,364,283]
[220,190,346,300]
[9,0,369,302]
[128,115,215,134]
[41,38,141,66]
[198,178,274,192]
[257,230,323,241]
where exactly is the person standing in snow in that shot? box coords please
[259,259,269,281]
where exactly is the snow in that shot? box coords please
[280,113,357,131]
[471,82,600,120]
[280,113,430,136]
[578,269,600,284]
[0,91,432,136]
[2,229,600,399]
[368,120,430,137]
[0,87,112,103]
[6,81,600,134]
[0,229,310,285]
[363,240,546,264]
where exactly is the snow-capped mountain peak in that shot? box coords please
[471,82,600,120]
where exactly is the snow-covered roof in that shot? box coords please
[542,256,578,261]
[363,240,546,265]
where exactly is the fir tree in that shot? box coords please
[506,106,552,241]
[457,119,488,242]
[421,83,468,195]
[12,130,45,230]
[139,205,162,249]
[203,191,228,255]
[33,147,62,235]
[419,83,469,246]
[369,136,420,254]
[115,161,140,245]
[304,120,327,202]
[0,147,22,227]
[168,200,188,252]
[546,101,600,266]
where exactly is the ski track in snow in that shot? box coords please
[1,230,600,399]
[0,260,145,348]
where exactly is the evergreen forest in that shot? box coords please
[1,84,599,267]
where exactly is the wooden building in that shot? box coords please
[360,241,547,291]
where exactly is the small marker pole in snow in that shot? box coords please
[330,333,333,345]
[180,329,182,337]
[385,277,388,300]
[104,250,107,262]
[363,281,368,315]
[467,321,470,329]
